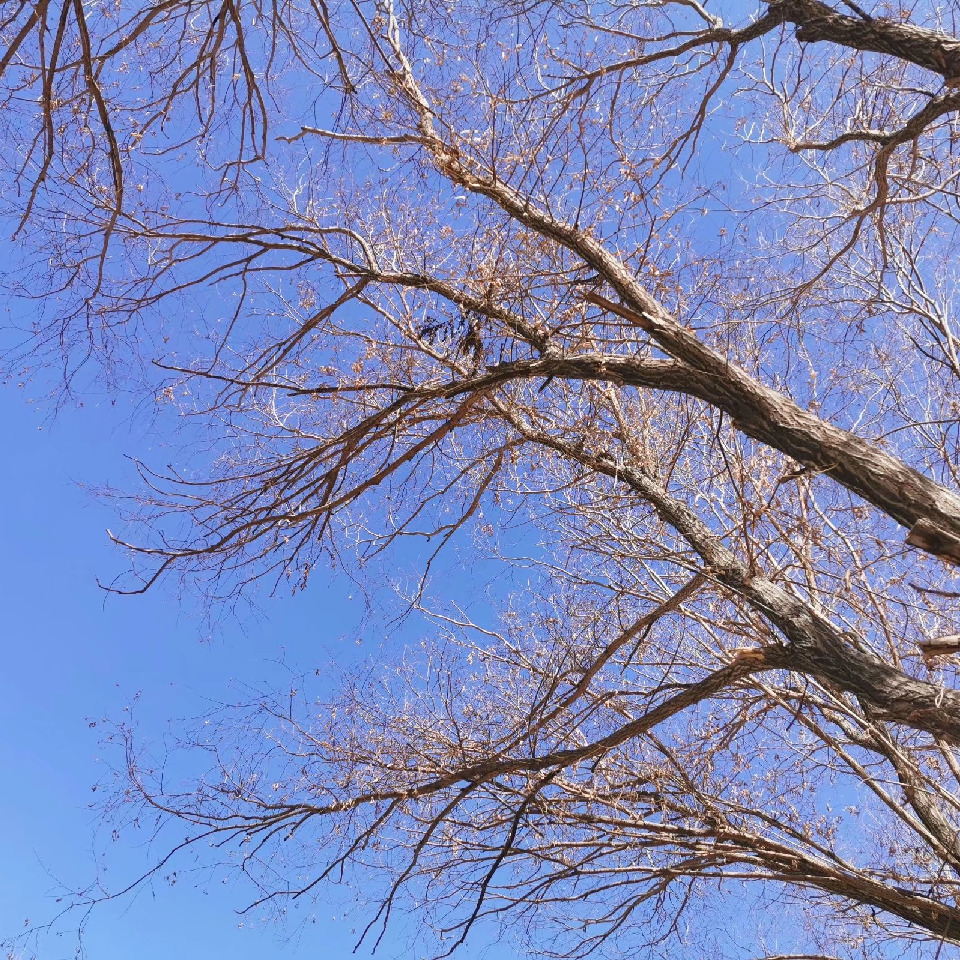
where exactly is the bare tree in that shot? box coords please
[6,0,960,955]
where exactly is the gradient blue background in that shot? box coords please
[0,381,511,959]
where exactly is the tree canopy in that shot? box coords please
[5,0,960,955]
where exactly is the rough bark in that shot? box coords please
[513,425,960,743]
[470,344,960,567]
[769,0,960,84]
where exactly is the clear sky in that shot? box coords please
[0,381,513,958]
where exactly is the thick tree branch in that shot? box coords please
[505,422,960,743]
[770,0,960,83]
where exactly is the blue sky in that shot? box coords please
[0,385,513,958]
